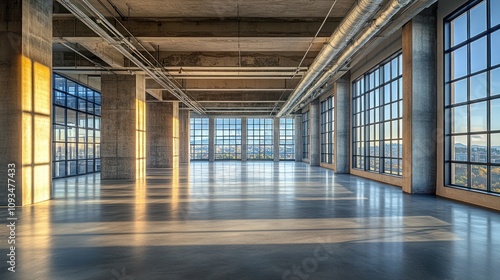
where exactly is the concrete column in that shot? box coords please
[0,0,53,206]
[208,117,215,162]
[241,117,248,161]
[273,118,280,162]
[101,74,146,179]
[294,115,302,162]
[334,77,351,174]
[179,109,190,164]
[146,102,179,168]
[402,9,437,194]
[309,99,320,166]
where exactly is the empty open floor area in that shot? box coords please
[2,0,500,279]
[1,162,499,280]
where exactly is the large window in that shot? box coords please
[190,118,209,160]
[247,118,274,160]
[352,53,403,176]
[302,111,310,159]
[279,118,295,160]
[321,96,334,164]
[215,118,242,159]
[53,74,101,178]
[444,0,500,194]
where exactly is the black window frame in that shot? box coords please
[352,52,403,176]
[321,96,334,164]
[190,118,209,160]
[52,73,101,178]
[443,0,500,194]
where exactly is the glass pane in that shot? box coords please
[451,46,468,79]
[471,165,487,190]
[469,72,487,100]
[78,98,86,111]
[470,134,487,163]
[492,99,500,131]
[53,161,66,178]
[469,1,486,37]
[491,68,500,96]
[470,37,487,73]
[67,160,77,176]
[78,128,86,143]
[67,109,77,126]
[78,160,87,174]
[54,106,65,125]
[54,91,65,106]
[451,163,468,187]
[54,75,66,91]
[67,80,76,95]
[451,78,468,104]
[87,160,94,173]
[67,94,77,109]
[452,105,468,133]
[94,93,101,104]
[491,133,500,163]
[95,144,101,158]
[492,0,500,27]
[54,125,66,141]
[54,143,65,161]
[451,13,467,47]
[78,113,86,127]
[78,144,86,159]
[470,102,487,132]
[491,30,500,67]
[68,143,77,160]
[452,135,468,161]
[87,90,95,102]
[67,127,76,142]
[95,117,101,130]
[492,167,500,193]
[87,130,94,143]
[88,115,94,129]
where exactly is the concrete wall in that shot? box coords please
[179,109,190,164]
[146,102,179,168]
[101,74,146,179]
[436,0,500,210]
[0,0,53,206]
[402,10,438,194]
[334,77,351,174]
[294,115,302,162]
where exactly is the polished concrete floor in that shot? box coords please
[1,162,499,279]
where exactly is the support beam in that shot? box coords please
[294,115,302,162]
[402,10,437,194]
[53,38,125,68]
[0,0,53,206]
[53,18,341,38]
[334,76,351,174]
[101,74,146,179]
[146,102,179,168]
[274,118,280,162]
[179,110,191,164]
[309,99,320,166]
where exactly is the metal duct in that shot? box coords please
[277,0,384,117]
[296,0,417,106]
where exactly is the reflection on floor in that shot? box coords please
[1,161,499,279]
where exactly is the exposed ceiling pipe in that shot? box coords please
[296,0,417,106]
[276,0,385,117]
[56,0,205,114]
